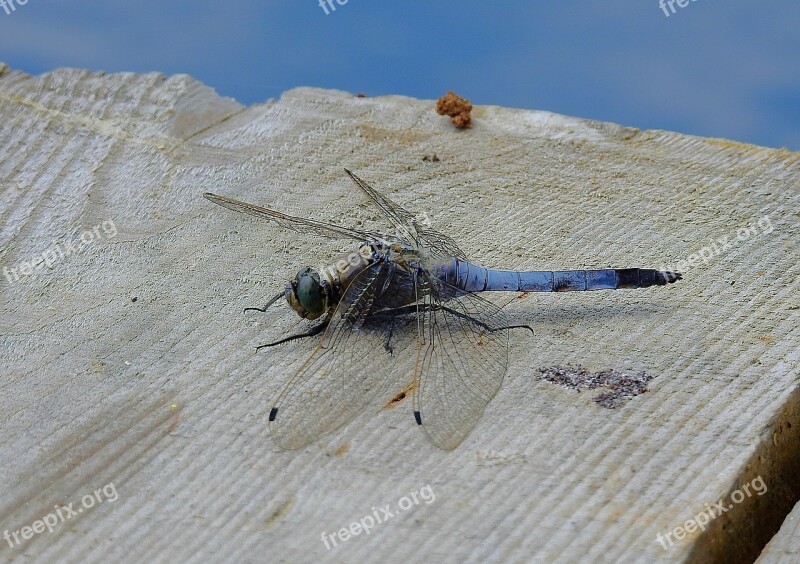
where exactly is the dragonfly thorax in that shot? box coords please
[289,239,419,321]
[286,242,385,320]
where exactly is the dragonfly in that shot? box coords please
[204,170,681,450]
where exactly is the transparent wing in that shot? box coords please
[268,262,405,449]
[412,275,510,450]
[344,169,419,242]
[204,192,375,241]
[344,169,468,260]
[416,227,469,262]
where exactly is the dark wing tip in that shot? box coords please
[414,411,422,425]
[269,407,278,422]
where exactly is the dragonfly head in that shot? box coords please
[286,267,326,320]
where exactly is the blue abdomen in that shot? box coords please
[442,259,680,293]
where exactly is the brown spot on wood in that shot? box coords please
[167,404,181,433]
[263,499,294,528]
[537,365,653,408]
[385,382,416,408]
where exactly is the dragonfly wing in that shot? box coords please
[204,192,373,241]
[268,262,403,449]
[344,169,468,260]
[416,227,468,261]
[412,275,510,450]
[344,169,419,242]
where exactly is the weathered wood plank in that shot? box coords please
[0,63,798,563]
[758,499,800,563]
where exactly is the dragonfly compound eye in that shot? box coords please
[291,267,325,320]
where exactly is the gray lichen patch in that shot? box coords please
[537,365,653,408]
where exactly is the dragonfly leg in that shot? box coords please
[255,318,330,350]
[437,305,534,335]
[384,315,396,356]
[370,304,534,336]
[244,291,284,314]
[366,306,417,355]
[362,308,402,355]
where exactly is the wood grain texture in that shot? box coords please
[1,62,798,563]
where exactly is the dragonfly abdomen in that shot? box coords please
[447,260,681,292]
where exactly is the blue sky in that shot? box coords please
[1,1,798,150]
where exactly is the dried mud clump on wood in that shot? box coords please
[537,365,653,408]
[436,91,473,129]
